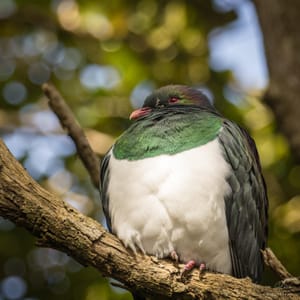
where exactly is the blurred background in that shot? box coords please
[0,0,299,299]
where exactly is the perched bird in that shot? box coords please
[100,85,268,287]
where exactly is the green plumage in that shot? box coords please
[113,107,222,160]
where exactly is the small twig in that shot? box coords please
[42,83,100,189]
[262,248,292,280]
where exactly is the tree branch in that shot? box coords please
[42,83,100,188]
[0,140,299,299]
[263,248,292,280]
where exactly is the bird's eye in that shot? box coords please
[168,97,179,104]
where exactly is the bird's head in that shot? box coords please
[130,85,214,120]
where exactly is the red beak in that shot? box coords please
[129,107,152,120]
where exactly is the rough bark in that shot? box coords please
[0,140,299,299]
[253,0,300,160]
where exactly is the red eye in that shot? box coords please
[169,97,179,104]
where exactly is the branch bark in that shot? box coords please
[263,248,292,280]
[253,0,300,161]
[0,140,299,299]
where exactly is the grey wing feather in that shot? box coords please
[99,150,112,232]
[218,120,268,282]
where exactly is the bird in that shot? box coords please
[99,85,268,293]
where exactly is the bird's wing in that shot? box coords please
[99,149,112,232]
[218,120,268,282]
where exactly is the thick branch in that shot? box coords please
[42,83,100,188]
[0,140,299,299]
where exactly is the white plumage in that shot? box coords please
[107,138,233,274]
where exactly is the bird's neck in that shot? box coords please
[113,110,223,160]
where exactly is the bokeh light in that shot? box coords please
[1,276,27,300]
[130,81,155,108]
[0,0,16,19]
[3,81,27,105]
[57,0,81,31]
[28,62,51,85]
[80,64,121,90]
[0,58,15,81]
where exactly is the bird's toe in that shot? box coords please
[181,259,196,277]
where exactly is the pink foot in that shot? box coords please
[181,260,196,277]
[181,261,206,278]
[184,260,196,271]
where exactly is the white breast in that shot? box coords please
[107,138,232,274]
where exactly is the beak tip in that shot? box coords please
[129,107,151,120]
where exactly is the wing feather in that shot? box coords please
[218,120,268,282]
[99,150,112,232]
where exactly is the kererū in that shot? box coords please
[100,85,268,290]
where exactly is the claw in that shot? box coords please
[199,262,206,278]
[170,250,179,262]
[135,235,145,255]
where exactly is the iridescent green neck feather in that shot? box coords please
[113,107,223,160]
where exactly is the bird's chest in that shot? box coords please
[107,139,232,273]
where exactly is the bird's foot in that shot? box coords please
[199,262,206,278]
[181,260,196,277]
[180,261,206,279]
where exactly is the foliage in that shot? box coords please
[0,0,299,299]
